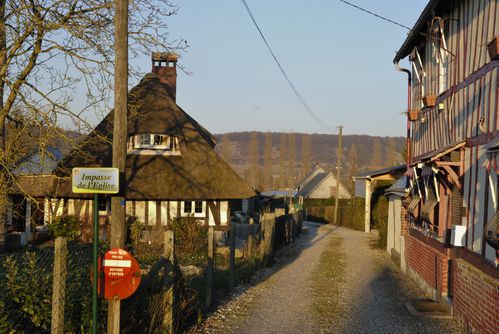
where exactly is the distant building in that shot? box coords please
[12,147,62,176]
[294,164,350,200]
[9,52,254,244]
[353,165,406,233]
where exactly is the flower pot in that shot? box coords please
[422,95,437,108]
[408,110,419,121]
[487,36,499,60]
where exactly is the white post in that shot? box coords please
[365,179,371,233]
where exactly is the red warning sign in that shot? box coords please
[97,248,141,300]
[103,248,132,278]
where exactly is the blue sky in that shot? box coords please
[131,0,428,136]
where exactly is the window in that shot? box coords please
[431,17,449,94]
[128,134,180,154]
[183,201,192,214]
[195,201,203,213]
[98,196,108,213]
[182,201,205,217]
[411,47,426,108]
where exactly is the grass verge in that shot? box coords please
[310,235,346,322]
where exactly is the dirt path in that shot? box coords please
[195,223,464,334]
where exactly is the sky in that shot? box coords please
[130,0,429,137]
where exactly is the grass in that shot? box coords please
[310,235,346,321]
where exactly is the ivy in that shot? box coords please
[50,215,81,240]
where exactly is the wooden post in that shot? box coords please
[247,218,254,260]
[229,223,235,290]
[334,125,343,225]
[205,226,214,309]
[164,230,175,333]
[365,179,372,233]
[25,198,31,243]
[51,236,68,334]
[108,0,128,332]
[164,229,175,263]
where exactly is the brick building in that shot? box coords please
[393,0,498,332]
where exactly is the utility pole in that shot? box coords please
[108,0,128,333]
[333,125,343,225]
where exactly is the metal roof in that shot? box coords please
[353,164,406,180]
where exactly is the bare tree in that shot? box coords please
[371,138,383,169]
[263,132,273,189]
[386,137,399,166]
[347,143,359,192]
[220,133,232,164]
[288,132,296,187]
[300,134,311,178]
[249,131,259,188]
[279,132,287,188]
[0,0,185,250]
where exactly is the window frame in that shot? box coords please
[181,200,206,218]
[130,134,180,151]
[98,196,108,214]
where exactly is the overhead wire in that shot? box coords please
[239,0,332,131]
[338,0,411,31]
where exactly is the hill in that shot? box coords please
[214,131,405,191]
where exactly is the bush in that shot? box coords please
[126,215,144,248]
[339,197,365,231]
[50,215,80,240]
[373,196,389,248]
[169,216,207,263]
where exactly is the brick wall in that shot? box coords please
[400,206,408,236]
[405,234,449,299]
[452,259,499,334]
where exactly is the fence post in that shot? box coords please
[163,230,175,333]
[164,230,175,263]
[206,226,214,309]
[247,218,254,260]
[51,236,68,334]
[229,223,235,290]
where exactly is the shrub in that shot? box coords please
[342,197,365,231]
[169,216,207,262]
[126,215,144,248]
[373,196,389,248]
[50,214,80,240]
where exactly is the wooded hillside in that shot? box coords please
[214,132,405,191]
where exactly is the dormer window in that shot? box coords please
[128,134,180,155]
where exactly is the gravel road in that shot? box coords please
[194,222,465,334]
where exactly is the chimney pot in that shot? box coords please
[152,52,178,101]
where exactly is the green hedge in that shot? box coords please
[372,196,389,248]
[305,198,365,231]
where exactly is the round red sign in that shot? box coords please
[96,248,142,300]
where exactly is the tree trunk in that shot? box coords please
[0,0,7,252]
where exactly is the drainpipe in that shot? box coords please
[394,61,412,173]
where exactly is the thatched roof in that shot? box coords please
[16,73,254,200]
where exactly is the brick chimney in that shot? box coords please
[152,52,178,100]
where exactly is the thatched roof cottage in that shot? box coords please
[10,53,254,243]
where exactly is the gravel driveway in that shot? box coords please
[194,222,464,334]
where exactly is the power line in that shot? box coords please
[338,0,411,31]
[239,0,331,130]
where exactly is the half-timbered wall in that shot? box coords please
[462,145,497,263]
[410,0,499,157]
[124,200,230,227]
